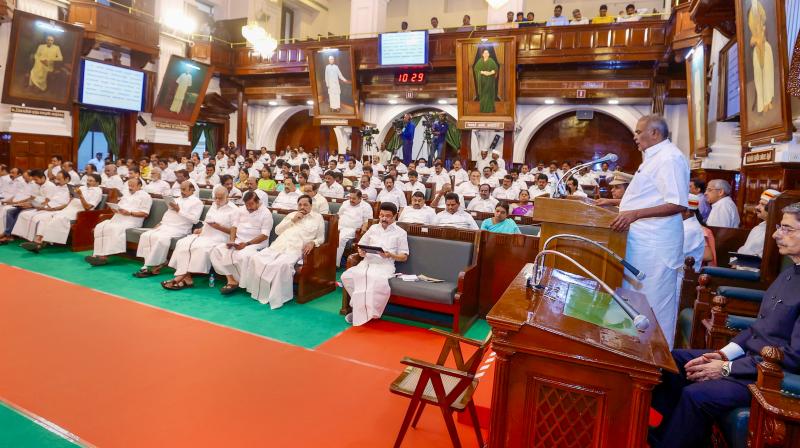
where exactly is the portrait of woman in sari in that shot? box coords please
[472,47,499,113]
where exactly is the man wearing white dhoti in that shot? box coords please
[211,191,273,293]
[611,115,689,349]
[241,195,325,308]
[85,178,153,265]
[163,186,238,290]
[336,190,374,267]
[28,35,62,92]
[324,55,350,112]
[21,173,103,252]
[341,202,409,326]
[0,168,27,236]
[170,68,193,114]
[12,171,71,242]
[132,181,203,277]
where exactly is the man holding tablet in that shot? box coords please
[341,202,409,326]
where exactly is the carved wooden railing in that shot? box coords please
[68,0,159,62]
[192,20,669,75]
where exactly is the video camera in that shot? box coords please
[359,126,379,138]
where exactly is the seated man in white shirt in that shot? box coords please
[518,164,535,182]
[377,176,407,210]
[336,189,374,267]
[245,177,270,206]
[449,160,469,187]
[480,166,499,189]
[133,181,204,277]
[12,170,71,242]
[302,183,330,214]
[399,191,436,224]
[617,4,640,21]
[455,170,481,198]
[595,161,614,179]
[569,8,589,24]
[430,183,464,210]
[101,164,125,192]
[415,158,431,176]
[467,184,499,213]
[241,195,325,308]
[705,179,740,228]
[566,177,588,197]
[392,156,408,174]
[85,178,153,265]
[210,191,273,292]
[218,174,239,199]
[492,175,520,200]
[87,153,105,172]
[363,167,383,189]
[427,162,451,191]
[341,202,410,326]
[356,174,378,201]
[736,189,780,258]
[318,170,345,199]
[157,160,177,183]
[286,149,304,168]
[61,161,81,186]
[272,177,302,210]
[144,169,172,196]
[199,165,221,187]
[402,171,427,195]
[528,174,553,198]
[434,193,479,229]
[343,159,362,177]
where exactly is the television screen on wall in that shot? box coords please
[78,59,146,112]
[379,30,429,66]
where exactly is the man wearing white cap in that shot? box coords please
[737,189,780,258]
[490,149,506,172]
[476,149,492,172]
[682,194,707,273]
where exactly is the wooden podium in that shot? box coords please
[486,265,677,448]
[532,196,627,289]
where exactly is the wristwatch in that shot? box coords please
[721,361,732,377]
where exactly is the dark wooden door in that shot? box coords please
[525,111,641,173]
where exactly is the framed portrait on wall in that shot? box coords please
[456,36,516,131]
[1,11,85,110]
[308,46,360,126]
[152,55,213,125]
[685,41,709,157]
[734,0,792,146]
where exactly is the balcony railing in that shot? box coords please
[68,0,159,58]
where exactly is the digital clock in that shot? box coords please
[395,71,428,85]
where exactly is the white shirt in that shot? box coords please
[455,182,479,197]
[528,184,552,198]
[287,156,304,167]
[271,211,325,254]
[117,166,129,177]
[199,202,238,241]
[570,18,590,25]
[492,185,520,200]
[399,206,436,225]
[144,179,171,196]
[479,176,499,188]
[377,186,407,208]
[65,186,102,213]
[311,194,330,214]
[319,182,345,199]
[476,155,491,172]
[112,190,153,228]
[518,172,535,182]
[232,206,273,247]
[706,196,740,228]
[271,190,301,210]
[357,185,378,201]
[450,168,469,186]
[170,181,201,198]
[161,168,177,183]
[43,183,71,209]
[738,220,766,257]
[338,200,373,230]
[433,192,465,210]
[0,176,25,200]
[343,167,362,177]
[201,174,221,187]
[427,172,451,190]
[433,210,479,230]
[403,181,426,194]
[428,27,444,34]
[466,196,498,213]
[87,158,105,171]
[102,174,125,192]
[358,222,409,266]
[683,216,706,272]
[159,195,204,234]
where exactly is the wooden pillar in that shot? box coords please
[236,90,247,152]
[502,130,513,170]
[459,129,471,168]
[351,127,362,160]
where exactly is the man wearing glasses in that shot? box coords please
[705,179,741,228]
[649,202,800,447]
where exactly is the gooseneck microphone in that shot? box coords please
[531,249,650,331]
[542,233,646,281]
[553,153,619,198]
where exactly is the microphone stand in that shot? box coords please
[541,233,646,281]
[531,249,650,331]
[552,157,615,199]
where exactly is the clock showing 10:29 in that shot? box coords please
[394,70,428,85]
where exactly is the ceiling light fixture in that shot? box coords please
[388,99,398,105]
[268,101,278,106]
[242,23,278,58]
[608,99,619,105]
[437,99,448,105]
[306,100,314,105]
[544,99,555,105]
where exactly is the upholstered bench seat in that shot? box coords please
[388,279,458,305]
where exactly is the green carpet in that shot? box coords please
[0,402,79,448]
[0,244,490,347]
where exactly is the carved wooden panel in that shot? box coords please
[741,164,800,228]
[68,1,159,56]
[6,133,72,171]
[525,377,604,447]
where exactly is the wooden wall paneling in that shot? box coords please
[460,130,471,166]
[740,164,800,228]
[133,142,192,160]
[236,90,247,150]
[275,109,324,152]
[524,111,640,173]
[5,133,72,171]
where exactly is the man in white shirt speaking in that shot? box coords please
[341,202,409,326]
[611,115,689,348]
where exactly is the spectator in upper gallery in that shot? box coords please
[429,17,444,34]
[617,4,641,22]
[570,9,590,25]
[526,12,535,22]
[705,179,740,228]
[592,4,615,23]
[515,12,525,22]
[400,21,409,32]
[546,5,570,26]
[457,14,473,32]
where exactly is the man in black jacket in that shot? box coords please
[650,202,800,448]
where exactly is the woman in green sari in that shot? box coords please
[473,49,499,113]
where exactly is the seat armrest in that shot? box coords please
[782,372,800,398]
[717,286,765,303]
[701,266,761,283]
[399,357,475,380]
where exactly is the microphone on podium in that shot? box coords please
[542,234,646,281]
[553,153,619,199]
[532,235,650,331]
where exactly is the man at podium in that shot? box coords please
[611,115,689,348]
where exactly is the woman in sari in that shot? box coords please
[235,168,249,190]
[473,49,498,113]
[510,190,534,216]
[481,203,520,234]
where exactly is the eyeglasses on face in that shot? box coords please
[775,224,800,235]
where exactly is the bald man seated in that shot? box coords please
[86,178,153,266]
